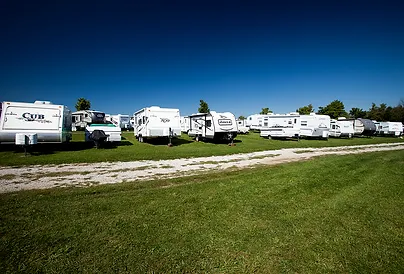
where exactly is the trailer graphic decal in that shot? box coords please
[218,119,232,126]
[160,118,170,123]
[17,112,52,123]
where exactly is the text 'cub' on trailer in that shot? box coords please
[0,100,72,145]
[187,111,238,143]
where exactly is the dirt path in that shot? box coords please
[1,143,403,193]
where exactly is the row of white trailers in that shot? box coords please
[1,101,403,147]
[0,101,239,145]
[245,113,404,139]
[133,107,238,143]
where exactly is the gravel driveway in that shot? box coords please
[1,143,403,193]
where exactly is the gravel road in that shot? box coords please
[1,143,403,193]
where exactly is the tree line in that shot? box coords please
[76,97,404,123]
[241,100,404,123]
[297,100,404,123]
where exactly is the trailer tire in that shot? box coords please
[138,135,143,142]
[348,133,353,139]
[195,135,200,142]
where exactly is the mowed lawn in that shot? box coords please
[0,131,403,166]
[1,150,403,273]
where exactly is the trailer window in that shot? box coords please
[206,120,212,127]
[138,118,142,125]
[143,117,148,124]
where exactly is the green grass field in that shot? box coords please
[1,150,403,273]
[0,131,403,166]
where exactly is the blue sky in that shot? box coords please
[1,0,403,118]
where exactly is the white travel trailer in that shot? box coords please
[329,118,355,138]
[180,116,190,133]
[187,111,238,142]
[72,110,106,131]
[374,121,403,136]
[110,114,132,130]
[133,106,181,142]
[236,119,249,134]
[245,114,266,131]
[260,112,300,139]
[0,100,72,144]
[299,113,330,139]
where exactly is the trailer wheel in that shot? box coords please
[348,133,353,139]
[138,135,143,142]
[195,135,200,142]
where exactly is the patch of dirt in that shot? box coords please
[0,143,403,193]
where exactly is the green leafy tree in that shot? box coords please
[198,99,210,113]
[75,98,91,111]
[366,103,386,121]
[238,115,246,120]
[317,100,348,119]
[390,100,404,123]
[349,107,367,119]
[260,108,273,115]
[296,104,314,115]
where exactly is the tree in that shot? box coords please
[366,103,386,121]
[198,99,210,113]
[317,100,348,119]
[388,100,404,123]
[296,104,314,115]
[238,115,246,120]
[349,107,367,119]
[75,98,91,111]
[260,107,272,115]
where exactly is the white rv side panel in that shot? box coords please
[134,107,181,139]
[0,101,72,144]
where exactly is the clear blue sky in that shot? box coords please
[1,0,403,118]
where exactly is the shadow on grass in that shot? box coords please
[0,140,134,155]
[143,137,193,146]
[191,138,243,144]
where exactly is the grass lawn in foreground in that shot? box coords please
[0,131,403,166]
[1,150,403,273]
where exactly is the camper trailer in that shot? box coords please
[245,114,266,131]
[236,119,250,134]
[299,113,330,139]
[187,111,238,142]
[110,114,132,130]
[180,116,190,133]
[85,123,122,147]
[133,106,181,142]
[354,118,376,136]
[72,110,106,131]
[329,118,355,138]
[259,113,300,139]
[374,121,403,136]
[72,110,121,146]
[0,100,72,144]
